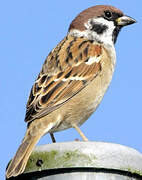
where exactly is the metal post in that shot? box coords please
[8,142,142,179]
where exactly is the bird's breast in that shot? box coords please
[48,47,116,132]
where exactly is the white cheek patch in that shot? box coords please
[85,56,101,65]
[91,17,114,27]
[69,17,115,48]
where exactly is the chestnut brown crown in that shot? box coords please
[69,5,124,31]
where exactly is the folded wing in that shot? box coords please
[25,36,102,122]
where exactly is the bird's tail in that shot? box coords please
[6,132,41,178]
[6,122,53,179]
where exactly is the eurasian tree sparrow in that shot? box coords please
[6,5,136,178]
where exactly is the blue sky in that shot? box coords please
[1,0,142,179]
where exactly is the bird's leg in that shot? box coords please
[72,124,88,141]
[50,133,56,143]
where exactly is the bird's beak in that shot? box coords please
[116,15,137,26]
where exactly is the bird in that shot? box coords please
[6,5,136,178]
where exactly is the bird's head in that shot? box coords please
[68,5,136,45]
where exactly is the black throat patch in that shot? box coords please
[112,26,122,44]
[90,22,108,34]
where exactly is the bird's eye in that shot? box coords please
[104,11,112,19]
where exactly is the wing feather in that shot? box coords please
[25,36,102,122]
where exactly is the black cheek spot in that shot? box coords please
[91,23,108,34]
